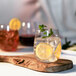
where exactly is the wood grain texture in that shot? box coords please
[0,54,73,72]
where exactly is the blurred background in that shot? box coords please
[0,0,76,50]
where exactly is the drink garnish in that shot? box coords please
[54,42,61,59]
[39,24,53,38]
[35,42,53,60]
[9,18,21,30]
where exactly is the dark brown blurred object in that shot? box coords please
[19,34,35,46]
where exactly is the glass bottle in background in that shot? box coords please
[19,22,35,46]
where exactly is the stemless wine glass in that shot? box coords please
[34,29,61,63]
[19,22,35,46]
[0,24,19,51]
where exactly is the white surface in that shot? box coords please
[0,46,34,56]
[62,50,76,56]
[0,49,76,76]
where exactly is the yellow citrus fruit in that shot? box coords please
[35,43,53,60]
[54,42,61,59]
[9,18,21,30]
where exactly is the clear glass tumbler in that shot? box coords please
[34,30,61,63]
[19,22,35,46]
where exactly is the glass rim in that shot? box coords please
[0,24,14,31]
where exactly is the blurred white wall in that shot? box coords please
[49,0,76,43]
[0,0,15,24]
[41,0,76,43]
[0,0,76,43]
[0,0,22,24]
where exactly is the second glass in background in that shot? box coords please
[19,22,35,46]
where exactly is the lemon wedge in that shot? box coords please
[54,42,61,59]
[35,43,53,60]
[9,18,21,30]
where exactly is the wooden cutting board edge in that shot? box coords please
[0,54,73,72]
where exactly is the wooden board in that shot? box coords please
[0,54,73,72]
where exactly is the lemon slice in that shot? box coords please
[35,43,53,60]
[9,18,21,30]
[54,42,61,59]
